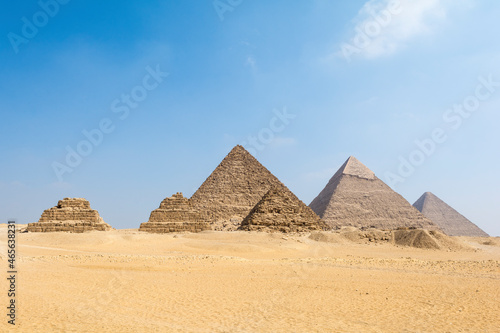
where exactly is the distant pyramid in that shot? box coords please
[413,192,489,237]
[239,186,327,232]
[190,145,287,230]
[139,192,211,233]
[27,198,112,233]
[309,156,437,230]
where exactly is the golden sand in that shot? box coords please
[1,226,499,332]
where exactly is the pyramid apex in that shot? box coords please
[229,145,251,154]
[339,156,375,179]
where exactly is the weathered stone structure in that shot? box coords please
[309,156,438,230]
[139,192,211,233]
[239,186,327,232]
[190,145,287,230]
[413,192,489,237]
[27,198,112,232]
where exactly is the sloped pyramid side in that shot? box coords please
[239,186,328,232]
[413,192,489,237]
[190,145,286,228]
[27,198,113,233]
[309,157,438,230]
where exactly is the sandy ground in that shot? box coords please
[0,225,499,332]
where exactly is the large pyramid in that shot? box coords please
[27,198,112,232]
[413,192,489,237]
[139,192,211,233]
[190,145,287,230]
[309,156,438,230]
[239,186,327,232]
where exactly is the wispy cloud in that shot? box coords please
[337,0,467,61]
[245,55,256,69]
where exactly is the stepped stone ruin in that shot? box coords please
[309,156,438,230]
[27,198,112,233]
[413,192,489,237]
[239,186,327,232]
[190,145,287,230]
[139,192,211,233]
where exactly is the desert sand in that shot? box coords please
[1,225,499,332]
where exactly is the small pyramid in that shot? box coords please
[413,192,489,237]
[239,186,327,232]
[139,192,211,233]
[190,145,287,230]
[27,198,112,233]
[309,157,438,230]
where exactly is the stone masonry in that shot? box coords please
[139,192,211,233]
[240,186,328,232]
[190,145,287,230]
[310,156,438,231]
[27,198,112,232]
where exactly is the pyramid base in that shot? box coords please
[239,218,325,233]
[139,222,211,233]
[27,221,113,233]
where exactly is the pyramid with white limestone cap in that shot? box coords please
[309,156,438,230]
[413,192,489,237]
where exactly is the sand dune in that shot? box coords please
[1,226,499,332]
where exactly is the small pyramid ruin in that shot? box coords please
[239,186,327,232]
[139,192,211,233]
[413,192,489,237]
[190,145,287,230]
[309,156,437,230]
[27,198,112,232]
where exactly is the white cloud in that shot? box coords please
[245,55,256,68]
[337,0,467,61]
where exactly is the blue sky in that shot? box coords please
[1,0,499,236]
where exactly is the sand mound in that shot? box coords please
[341,228,390,243]
[309,228,391,244]
[308,232,346,244]
[309,228,475,251]
[392,229,441,249]
[392,229,474,251]
[481,238,500,246]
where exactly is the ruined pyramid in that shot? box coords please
[239,186,327,232]
[309,156,437,230]
[27,198,112,232]
[190,145,288,230]
[139,192,211,233]
[413,192,489,237]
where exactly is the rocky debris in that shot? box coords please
[27,198,112,233]
[309,228,474,251]
[190,145,288,230]
[413,192,489,237]
[309,156,438,230]
[239,186,328,233]
[139,192,211,233]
